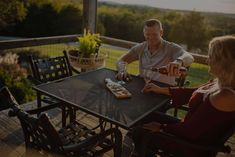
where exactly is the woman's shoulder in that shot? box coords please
[209,88,235,112]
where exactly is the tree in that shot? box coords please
[161,11,182,40]
[0,0,26,31]
[14,2,58,37]
[98,8,145,42]
[168,11,209,51]
[53,5,83,35]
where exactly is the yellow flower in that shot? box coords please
[78,29,101,58]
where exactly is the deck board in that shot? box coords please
[0,101,234,157]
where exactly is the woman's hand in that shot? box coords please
[142,122,161,133]
[142,83,171,95]
[142,83,161,93]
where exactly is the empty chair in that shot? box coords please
[28,51,80,126]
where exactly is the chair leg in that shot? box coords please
[113,129,123,157]
[61,106,66,127]
[173,108,178,117]
[61,105,77,127]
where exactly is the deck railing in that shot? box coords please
[0,34,211,87]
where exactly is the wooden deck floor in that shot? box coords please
[0,101,235,157]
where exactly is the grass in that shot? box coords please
[29,43,212,86]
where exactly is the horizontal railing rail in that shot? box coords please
[0,34,81,50]
[0,35,208,65]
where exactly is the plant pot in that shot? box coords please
[68,50,106,70]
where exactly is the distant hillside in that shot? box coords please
[98,1,235,19]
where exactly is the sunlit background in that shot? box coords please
[100,0,235,14]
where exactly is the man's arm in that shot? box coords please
[176,50,194,67]
[117,48,139,64]
[167,46,194,77]
[116,46,140,80]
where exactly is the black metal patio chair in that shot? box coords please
[143,112,233,157]
[150,128,232,157]
[28,51,80,126]
[1,86,122,157]
[169,68,191,118]
[158,66,191,118]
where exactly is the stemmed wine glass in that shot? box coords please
[141,69,153,93]
[143,69,153,84]
[117,61,128,84]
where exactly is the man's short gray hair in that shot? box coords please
[144,19,162,30]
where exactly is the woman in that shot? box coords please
[127,35,235,157]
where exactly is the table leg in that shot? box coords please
[68,106,76,123]
[36,92,41,117]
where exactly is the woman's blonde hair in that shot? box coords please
[209,35,235,87]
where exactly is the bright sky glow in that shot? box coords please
[99,0,235,14]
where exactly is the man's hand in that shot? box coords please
[116,71,132,82]
[167,59,184,76]
[116,60,132,82]
[116,71,127,81]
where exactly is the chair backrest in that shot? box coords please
[28,51,72,83]
[14,108,63,152]
[0,89,12,111]
[175,66,190,87]
[0,86,19,110]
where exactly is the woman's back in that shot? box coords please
[166,85,235,144]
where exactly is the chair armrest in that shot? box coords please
[27,75,42,85]
[152,131,231,154]
[177,105,189,111]
[172,104,189,118]
[26,102,62,115]
[70,66,80,74]
[8,102,62,117]
[62,128,122,153]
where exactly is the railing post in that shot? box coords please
[83,0,97,33]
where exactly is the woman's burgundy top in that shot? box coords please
[164,82,235,144]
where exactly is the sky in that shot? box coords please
[99,0,235,14]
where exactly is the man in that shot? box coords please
[116,19,194,85]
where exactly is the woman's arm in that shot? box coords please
[143,83,171,95]
[143,83,197,107]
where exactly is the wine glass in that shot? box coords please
[117,61,127,84]
[143,69,153,84]
[141,69,153,93]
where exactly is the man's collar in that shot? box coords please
[147,39,164,55]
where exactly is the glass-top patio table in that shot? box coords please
[34,68,171,129]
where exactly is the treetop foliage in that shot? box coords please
[0,0,234,54]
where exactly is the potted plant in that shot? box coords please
[68,30,107,70]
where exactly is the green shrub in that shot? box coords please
[0,53,36,104]
[1,48,48,72]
